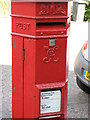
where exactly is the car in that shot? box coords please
[74,41,90,94]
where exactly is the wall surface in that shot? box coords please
[69,21,88,70]
[0,17,12,65]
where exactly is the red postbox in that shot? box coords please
[11,0,72,119]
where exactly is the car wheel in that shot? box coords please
[76,77,90,94]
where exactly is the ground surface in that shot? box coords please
[0,65,88,119]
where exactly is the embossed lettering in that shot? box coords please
[16,22,30,31]
[39,3,66,16]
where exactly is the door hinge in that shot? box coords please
[23,49,25,61]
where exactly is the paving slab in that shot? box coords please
[68,72,88,118]
[0,66,2,120]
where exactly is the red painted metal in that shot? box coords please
[12,36,24,118]
[12,1,72,119]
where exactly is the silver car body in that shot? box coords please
[74,48,90,88]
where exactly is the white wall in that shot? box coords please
[0,17,12,65]
[0,16,88,70]
[69,21,88,70]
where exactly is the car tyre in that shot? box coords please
[76,77,90,94]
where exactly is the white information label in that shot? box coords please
[40,90,61,114]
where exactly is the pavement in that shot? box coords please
[0,65,88,119]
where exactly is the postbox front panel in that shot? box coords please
[24,37,67,84]
[24,38,67,118]
[35,38,67,84]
